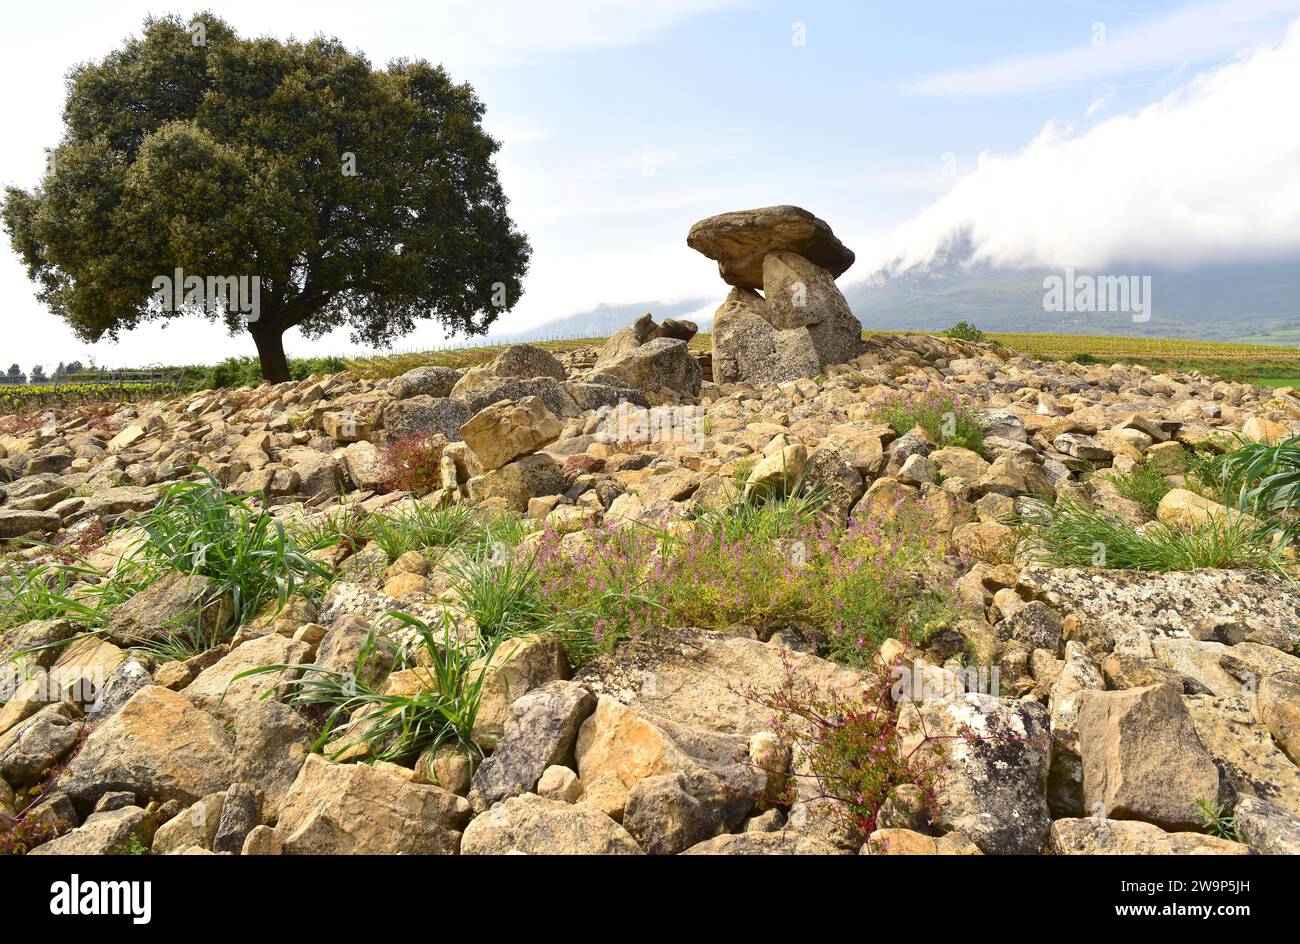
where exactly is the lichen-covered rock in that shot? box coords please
[683,831,850,855]
[1257,671,1300,764]
[383,395,471,442]
[391,365,462,399]
[1184,694,1300,818]
[465,453,566,513]
[469,680,595,811]
[1017,567,1300,640]
[897,692,1052,855]
[487,344,567,382]
[1049,817,1249,855]
[1233,795,1300,855]
[1077,683,1220,830]
[622,762,761,855]
[588,337,701,400]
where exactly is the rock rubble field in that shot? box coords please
[2,207,1299,856]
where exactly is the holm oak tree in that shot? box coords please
[2,13,530,382]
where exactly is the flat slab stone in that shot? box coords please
[1017,567,1300,639]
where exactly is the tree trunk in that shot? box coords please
[249,323,290,384]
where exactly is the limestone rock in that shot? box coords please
[392,365,462,399]
[29,806,153,856]
[687,205,855,289]
[1077,684,1220,830]
[470,634,570,748]
[58,686,236,815]
[106,571,233,647]
[897,692,1051,855]
[1257,671,1300,764]
[1049,817,1249,855]
[274,754,470,854]
[465,452,566,513]
[469,680,595,811]
[682,831,849,855]
[384,395,471,442]
[461,793,643,855]
[460,396,562,472]
[1233,795,1300,855]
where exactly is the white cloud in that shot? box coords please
[909,0,1300,97]
[1084,88,1113,117]
[869,18,1300,275]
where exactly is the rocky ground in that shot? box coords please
[2,208,1299,856]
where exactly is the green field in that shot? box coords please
[347,330,1300,388]
[7,331,1299,416]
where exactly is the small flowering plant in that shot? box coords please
[382,434,447,494]
[873,386,984,453]
[531,497,955,668]
[531,523,665,663]
[737,656,943,839]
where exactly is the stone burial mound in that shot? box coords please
[688,205,866,386]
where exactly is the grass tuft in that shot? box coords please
[1019,499,1279,571]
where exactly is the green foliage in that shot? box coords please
[447,548,548,641]
[187,356,350,390]
[233,610,493,761]
[874,387,984,453]
[1106,459,1171,515]
[943,321,987,343]
[1019,500,1279,572]
[363,502,479,562]
[1217,434,1300,541]
[135,477,333,629]
[691,483,828,543]
[3,13,530,382]
[0,555,141,633]
[116,834,150,856]
[1194,797,1238,842]
[291,501,369,555]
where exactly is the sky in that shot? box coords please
[3,0,1300,370]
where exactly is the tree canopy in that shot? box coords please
[3,13,531,382]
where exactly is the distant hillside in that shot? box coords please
[498,298,712,342]
[842,258,1300,344]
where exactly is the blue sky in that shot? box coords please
[3,0,1300,368]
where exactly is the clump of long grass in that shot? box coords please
[1019,499,1279,572]
[232,610,493,762]
[364,502,479,562]
[1217,433,1300,542]
[1105,459,1171,515]
[692,482,828,543]
[0,554,149,633]
[135,476,334,627]
[446,546,549,640]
